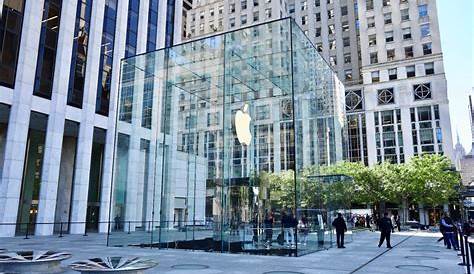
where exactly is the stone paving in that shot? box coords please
[0,230,466,273]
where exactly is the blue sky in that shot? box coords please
[437,0,474,152]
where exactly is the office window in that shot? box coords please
[289,4,295,13]
[370,52,378,64]
[345,90,363,111]
[367,16,375,28]
[378,88,394,105]
[315,27,321,37]
[342,22,349,32]
[389,68,397,80]
[229,18,235,27]
[241,0,247,10]
[423,43,432,55]
[406,65,415,78]
[404,46,413,58]
[425,62,434,75]
[402,27,411,40]
[316,43,322,52]
[315,0,320,6]
[301,1,307,10]
[344,69,353,80]
[147,0,158,51]
[371,71,380,82]
[328,24,335,35]
[414,83,431,100]
[301,15,307,25]
[253,11,259,22]
[200,11,204,19]
[253,0,258,6]
[401,8,409,21]
[316,12,321,22]
[328,9,334,19]
[368,34,376,46]
[341,6,348,16]
[344,53,351,64]
[383,0,391,6]
[68,0,93,108]
[366,0,373,10]
[329,56,337,66]
[96,0,118,116]
[34,0,62,99]
[421,23,430,37]
[209,8,214,16]
[218,5,223,14]
[343,37,350,47]
[387,49,395,61]
[329,40,336,50]
[418,4,428,18]
[385,31,393,43]
[230,3,235,13]
[0,0,25,88]
[241,14,247,25]
[265,8,271,18]
[384,13,392,24]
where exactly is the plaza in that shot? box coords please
[0,230,464,273]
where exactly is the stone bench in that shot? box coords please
[70,257,158,274]
[0,250,71,274]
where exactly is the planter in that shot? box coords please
[70,257,158,274]
[0,250,71,274]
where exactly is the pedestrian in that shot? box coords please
[395,214,401,232]
[440,213,458,250]
[298,214,309,245]
[366,214,371,229]
[281,210,295,247]
[264,211,274,249]
[378,212,393,248]
[332,213,347,248]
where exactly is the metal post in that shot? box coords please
[24,223,30,239]
[59,222,63,238]
[83,222,88,236]
[465,235,471,274]
[128,221,131,234]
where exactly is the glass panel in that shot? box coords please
[0,104,11,179]
[16,112,49,235]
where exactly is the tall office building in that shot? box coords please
[0,0,183,237]
[183,0,454,166]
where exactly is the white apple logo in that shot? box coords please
[235,103,252,146]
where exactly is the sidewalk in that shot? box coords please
[1,230,465,273]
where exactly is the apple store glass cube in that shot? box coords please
[109,18,346,256]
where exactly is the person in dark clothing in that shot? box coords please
[332,213,347,248]
[366,214,371,229]
[264,211,274,248]
[378,212,393,248]
[441,214,458,250]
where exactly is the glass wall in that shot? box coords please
[16,112,49,235]
[0,104,10,179]
[109,18,346,256]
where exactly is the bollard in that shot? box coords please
[24,223,30,239]
[460,232,467,265]
[465,235,471,274]
[59,222,64,238]
[83,222,88,236]
[128,221,131,234]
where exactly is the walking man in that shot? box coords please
[332,213,347,248]
[378,212,393,248]
[441,213,459,250]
